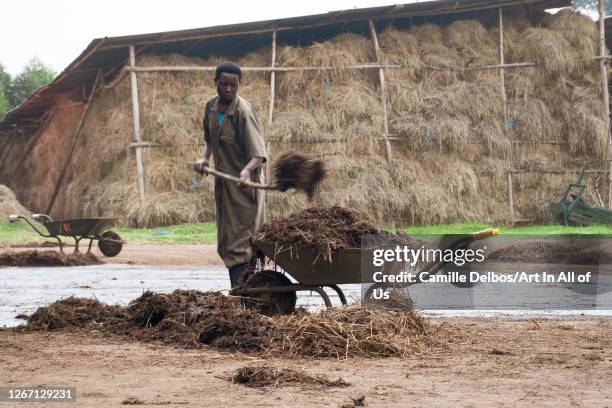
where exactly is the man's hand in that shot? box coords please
[238,168,251,186]
[193,158,209,176]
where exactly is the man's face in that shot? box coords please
[216,72,240,103]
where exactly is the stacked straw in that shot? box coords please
[30,9,604,226]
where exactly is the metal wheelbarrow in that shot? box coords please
[232,228,500,314]
[8,214,124,257]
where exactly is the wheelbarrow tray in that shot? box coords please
[43,217,118,237]
[252,241,385,286]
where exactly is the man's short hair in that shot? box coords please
[215,63,242,81]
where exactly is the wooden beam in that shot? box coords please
[599,0,612,208]
[464,61,536,71]
[120,57,609,75]
[369,19,392,164]
[509,169,607,174]
[122,61,535,73]
[124,63,400,73]
[128,141,159,149]
[46,70,102,215]
[129,46,146,204]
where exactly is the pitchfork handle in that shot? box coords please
[201,166,278,191]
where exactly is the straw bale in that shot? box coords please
[24,10,606,226]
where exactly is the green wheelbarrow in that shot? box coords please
[8,213,124,257]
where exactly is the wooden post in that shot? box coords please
[268,30,277,125]
[598,0,612,208]
[266,30,277,183]
[499,8,508,125]
[499,8,511,164]
[369,19,392,163]
[129,45,146,204]
[500,7,514,224]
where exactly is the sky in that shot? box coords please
[0,0,404,76]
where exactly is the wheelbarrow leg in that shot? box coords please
[87,238,95,254]
[73,237,81,253]
[54,236,64,254]
[311,287,332,308]
[326,284,347,305]
[364,282,385,300]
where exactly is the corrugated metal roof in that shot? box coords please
[1,0,569,125]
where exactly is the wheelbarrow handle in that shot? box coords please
[31,213,54,223]
[416,228,501,280]
[471,228,500,240]
[7,215,52,238]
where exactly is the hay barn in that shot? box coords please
[1,0,610,227]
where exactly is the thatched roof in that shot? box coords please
[1,0,567,127]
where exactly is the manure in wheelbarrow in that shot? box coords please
[22,290,440,358]
[0,250,103,267]
[252,205,420,261]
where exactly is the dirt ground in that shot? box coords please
[2,244,224,266]
[1,318,611,407]
[2,241,611,406]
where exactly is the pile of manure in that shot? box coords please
[21,289,441,358]
[0,250,103,267]
[230,365,350,388]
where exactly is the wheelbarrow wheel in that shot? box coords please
[242,270,296,316]
[98,231,123,257]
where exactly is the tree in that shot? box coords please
[0,87,7,118]
[0,63,10,95]
[6,57,55,109]
[572,0,612,16]
[0,63,10,118]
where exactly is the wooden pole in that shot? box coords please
[598,0,612,208]
[368,19,392,163]
[500,7,514,225]
[122,59,612,75]
[499,8,513,166]
[124,63,401,73]
[499,8,508,125]
[268,30,277,125]
[509,169,607,174]
[129,45,146,204]
[266,30,277,183]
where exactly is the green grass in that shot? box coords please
[0,221,217,246]
[397,223,612,235]
[0,220,610,247]
[115,223,217,244]
[0,221,50,245]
